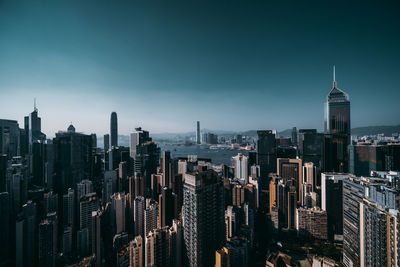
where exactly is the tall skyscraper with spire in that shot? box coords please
[25,99,46,153]
[324,67,351,173]
[110,112,118,147]
[325,66,350,135]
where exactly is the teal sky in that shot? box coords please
[1,0,399,136]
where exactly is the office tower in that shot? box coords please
[277,158,302,202]
[386,143,400,171]
[276,179,295,230]
[53,124,93,195]
[295,207,327,239]
[203,132,218,144]
[0,154,6,192]
[79,193,99,252]
[196,121,201,144]
[133,129,160,196]
[44,190,58,215]
[158,187,176,228]
[302,162,317,191]
[62,226,72,254]
[6,156,28,214]
[62,188,75,228]
[110,111,118,147]
[134,196,145,238]
[130,235,144,267]
[183,170,225,267]
[325,67,351,136]
[39,219,57,267]
[342,177,364,267]
[15,201,37,267]
[256,130,276,180]
[45,141,55,188]
[268,175,280,214]
[108,146,130,171]
[130,127,150,158]
[0,192,10,262]
[225,206,239,240]
[287,185,297,230]
[321,173,348,240]
[291,127,297,146]
[27,102,47,150]
[111,193,126,234]
[349,143,386,176]
[135,174,145,197]
[162,151,172,187]
[0,119,20,158]
[91,210,102,267]
[171,173,183,213]
[31,141,46,186]
[298,129,324,168]
[324,68,351,173]
[144,200,158,237]
[104,170,117,203]
[104,134,110,151]
[118,161,128,192]
[77,179,93,201]
[232,153,249,183]
[77,228,90,256]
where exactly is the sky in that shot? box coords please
[1,0,399,137]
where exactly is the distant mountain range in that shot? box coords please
[96,125,400,147]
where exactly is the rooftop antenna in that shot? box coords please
[333,65,336,82]
[333,65,337,88]
[34,98,37,111]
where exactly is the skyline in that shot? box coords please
[1,0,400,135]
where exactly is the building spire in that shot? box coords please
[34,97,37,112]
[333,65,335,82]
[333,65,337,88]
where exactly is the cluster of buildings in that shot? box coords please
[0,71,399,267]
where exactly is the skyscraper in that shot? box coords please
[25,101,46,153]
[158,187,176,228]
[324,67,351,173]
[321,173,348,240]
[53,124,93,195]
[38,219,57,267]
[196,121,201,144]
[291,127,297,146]
[110,111,118,147]
[104,134,110,152]
[183,170,225,267]
[162,151,172,187]
[0,119,20,158]
[134,196,145,239]
[256,130,276,178]
[232,153,249,183]
[277,158,303,202]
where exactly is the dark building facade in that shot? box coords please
[256,130,276,179]
[110,112,118,147]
